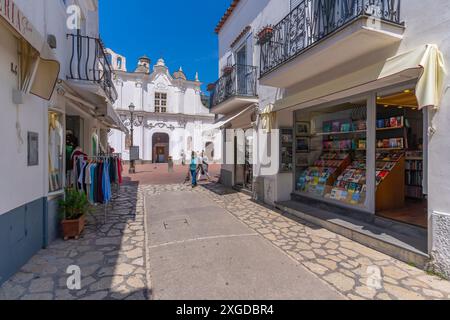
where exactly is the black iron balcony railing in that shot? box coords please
[259,0,402,77]
[209,64,258,109]
[67,34,118,102]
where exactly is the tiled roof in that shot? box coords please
[215,0,240,34]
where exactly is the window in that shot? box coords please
[294,101,368,209]
[48,111,64,193]
[117,57,122,69]
[155,92,167,113]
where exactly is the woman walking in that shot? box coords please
[189,151,198,187]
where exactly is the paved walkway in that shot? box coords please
[1,181,450,300]
[0,183,149,300]
[145,190,341,300]
[198,183,450,300]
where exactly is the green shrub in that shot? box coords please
[58,188,91,220]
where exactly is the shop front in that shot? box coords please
[215,105,258,193]
[268,44,447,268]
[44,81,127,244]
[292,86,428,227]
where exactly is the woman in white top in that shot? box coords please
[197,151,211,182]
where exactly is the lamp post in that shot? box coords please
[128,103,136,174]
[121,103,143,174]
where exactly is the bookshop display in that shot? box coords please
[292,88,427,228]
[295,103,368,207]
[293,96,426,210]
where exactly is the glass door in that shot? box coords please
[236,45,247,95]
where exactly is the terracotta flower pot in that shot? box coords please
[257,26,274,44]
[222,66,234,75]
[61,215,86,240]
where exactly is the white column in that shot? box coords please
[366,93,377,214]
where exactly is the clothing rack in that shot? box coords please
[72,154,123,224]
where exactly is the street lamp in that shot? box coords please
[129,103,136,174]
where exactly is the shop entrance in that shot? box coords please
[152,133,170,163]
[375,89,427,228]
[234,130,253,191]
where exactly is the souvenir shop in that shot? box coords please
[292,85,428,228]
[46,89,126,245]
[48,99,115,195]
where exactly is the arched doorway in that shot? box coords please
[205,142,214,161]
[152,133,170,163]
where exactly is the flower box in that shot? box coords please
[257,26,274,45]
[61,215,86,240]
[222,65,234,75]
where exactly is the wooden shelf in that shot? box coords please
[376,126,404,131]
[315,130,367,136]
[377,147,404,151]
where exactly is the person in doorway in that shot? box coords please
[181,150,186,166]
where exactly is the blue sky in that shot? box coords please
[99,0,230,90]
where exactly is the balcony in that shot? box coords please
[209,64,258,115]
[259,0,404,88]
[67,34,118,103]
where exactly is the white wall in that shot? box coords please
[0,0,103,215]
[0,24,46,214]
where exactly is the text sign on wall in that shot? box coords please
[0,0,33,39]
[130,146,140,161]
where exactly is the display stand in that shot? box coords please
[73,154,122,224]
[376,156,405,211]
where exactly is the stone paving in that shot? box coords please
[2,181,450,300]
[0,183,149,300]
[196,183,450,300]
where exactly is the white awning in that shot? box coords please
[274,44,447,112]
[1,1,60,100]
[214,104,257,130]
[103,103,129,134]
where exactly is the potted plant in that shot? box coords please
[207,83,216,91]
[257,25,274,45]
[58,188,90,240]
[222,65,234,75]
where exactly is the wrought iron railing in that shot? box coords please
[209,64,258,109]
[67,34,118,102]
[259,0,402,77]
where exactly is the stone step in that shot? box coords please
[275,198,429,269]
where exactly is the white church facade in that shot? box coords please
[107,50,220,164]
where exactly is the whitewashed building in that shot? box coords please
[213,0,450,277]
[0,0,125,284]
[107,49,220,164]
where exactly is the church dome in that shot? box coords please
[156,58,166,67]
[173,67,187,80]
[135,55,151,74]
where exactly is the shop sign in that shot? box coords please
[130,146,140,161]
[0,0,33,40]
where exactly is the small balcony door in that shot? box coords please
[236,46,247,95]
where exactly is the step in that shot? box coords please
[275,197,429,269]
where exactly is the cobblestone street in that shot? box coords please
[1,179,450,300]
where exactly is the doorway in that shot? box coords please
[152,133,170,163]
[375,88,428,228]
[236,45,247,95]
